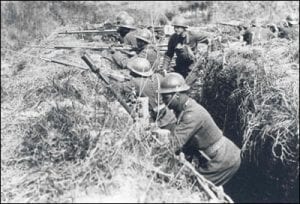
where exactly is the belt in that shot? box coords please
[203,136,226,156]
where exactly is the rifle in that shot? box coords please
[39,56,129,82]
[81,54,135,119]
[58,29,118,35]
[217,22,237,27]
[32,45,168,54]
[217,21,245,30]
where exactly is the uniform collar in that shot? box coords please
[176,98,190,124]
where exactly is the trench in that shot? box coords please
[187,50,299,203]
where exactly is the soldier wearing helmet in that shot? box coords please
[276,14,298,40]
[112,28,160,71]
[113,58,176,129]
[117,16,139,47]
[157,72,241,186]
[285,15,298,27]
[162,16,211,78]
[115,11,130,25]
[237,21,257,45]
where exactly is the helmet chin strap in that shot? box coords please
[165,92,178,109]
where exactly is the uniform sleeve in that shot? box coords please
[112,51,129,69]
[165,34,177,59]
[171,111,200,151]
[124,31,138,48]
[112,80,136,101]
[190,31,210,44]
[138,46,159,69]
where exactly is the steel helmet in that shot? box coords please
[250,19,257,27]
[238,21,249,29]
[116,11,130,24]
[135,29,152,44]
[127,57,153,77]
[286,15,298,25]
[171,16,188,28]
[119,16,136,30]
[159,73,190,94]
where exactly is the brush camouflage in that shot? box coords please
[160,73,190,94]
[126,57,153,77]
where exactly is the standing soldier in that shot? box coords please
[157,72,241,186]
[114,58,176,129]
[162,16,211,78]
[111,29,160,71]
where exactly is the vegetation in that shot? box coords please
[1,1,299,203]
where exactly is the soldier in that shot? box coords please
[284,15,298,28]
[157,72,241,186]
[114,57,176,129]
[116,16,139,47]
[238,22,255,45]
[276,15,299,40]
[162,16,211,78]
[115,11,130,25]
[111,28,160,71]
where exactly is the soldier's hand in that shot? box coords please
[128,51,137,56]
[109,47,116,54]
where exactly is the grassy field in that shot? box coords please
[1,1,299,203]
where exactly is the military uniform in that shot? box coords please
[117,73,176,129]
[172,98,241,186]
[112,44,160,70]
[123,29,139,48]
[163,30,209,78]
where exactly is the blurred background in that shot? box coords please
[1,1,299,51]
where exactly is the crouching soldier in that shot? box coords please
[112,29,160,70]
[157,72,241,186]
[114,57,176,129]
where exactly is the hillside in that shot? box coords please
[1,1,299,203]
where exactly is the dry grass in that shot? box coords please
[1,1,299,203]
[190,37,299,202]
[1,33,229,202]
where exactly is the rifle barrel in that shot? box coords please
[40,57,89,71]
[58,29,117,35]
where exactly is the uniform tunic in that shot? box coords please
[172,98,241,186]
[123,30,138,48]
[163,30,209,78]
[117,73,176,128]
[112,44,160,70]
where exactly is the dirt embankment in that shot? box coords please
[1,1,299,203]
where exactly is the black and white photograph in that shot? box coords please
[1,1,299,203]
